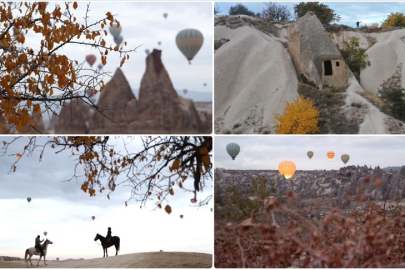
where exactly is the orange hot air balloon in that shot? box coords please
[278,161,296,179]
[17,153,21,158]
[327,151,335,161]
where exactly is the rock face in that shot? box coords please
[54,99,91,134]
[90,68,137,133]
[133,49,205,133]
[359,29,405,94]
[49,49,209,134]
[288,11,348,89]
[214,15,298,134]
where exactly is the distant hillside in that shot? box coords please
[383,166,402,172]
[175,90,212,102]
[62,258,84,262]
[215,165,405,203]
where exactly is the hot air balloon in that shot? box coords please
[145,49,150,55]
[86,88,96,97]
[176,29,204,64]
[97,63,103,70]
[91,216,95,221]
[307,151,314,159]
[158,41,161,46]
[190,198,196,204]
[163,13,168,19]
[114,35,123,45]
[27,197,31,203]
[109,23,122,38]
[327,151,335,161]
[44,231,47,236]
[7,2,13,6]
[180,215,183,219]
[341,154,350,165]
[226,143,240,160]
[183,89,188,95]
[63,11,68,16]
[85,54,96,67]
[204,83,207,87]
[278,161,296,179]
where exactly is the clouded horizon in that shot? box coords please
[215,136,405,171]
[0,136,213,260]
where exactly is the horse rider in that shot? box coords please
[356,21,361,28]
[105,227,112,246]
[35,235,45,256]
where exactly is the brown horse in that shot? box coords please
[94,233,120,257]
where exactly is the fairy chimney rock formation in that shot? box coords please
[136,49,204,133]
[48,50,209,134]
[90,68,137,133]
[54,98,91,134]
[288,11,348,89]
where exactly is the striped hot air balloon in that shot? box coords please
[226,143,240,160]
[176,29,204,64]
[278,161,296,179]
[327,151,335,161]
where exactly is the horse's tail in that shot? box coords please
[24,249,29,262]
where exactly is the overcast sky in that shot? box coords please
[0,136,213,260]
[19,2,212,101]
[215,2,405,27]
[215,136,405,171]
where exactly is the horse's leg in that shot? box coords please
[106,247,108,257]
[29,254,33,266]
[103,247,105,258]
[44,254,47,265]
[37,255,41,266]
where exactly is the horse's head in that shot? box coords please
[44,239,53,245]
[94,233,99,241]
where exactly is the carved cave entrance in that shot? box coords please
[324,60,332,76]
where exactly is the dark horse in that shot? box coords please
[94,233,120,257]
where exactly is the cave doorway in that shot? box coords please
[324,60,332,76]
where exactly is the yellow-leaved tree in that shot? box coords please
[0,2,139,134]
[382,12,405,28]
[274,95,321,134]
[2,136,212,213]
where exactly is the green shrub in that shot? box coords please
[338,37,371,80]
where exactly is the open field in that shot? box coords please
[0,252,212,268]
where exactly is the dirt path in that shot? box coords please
[0,252,212,268]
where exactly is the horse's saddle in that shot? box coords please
[35,248,40,253]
